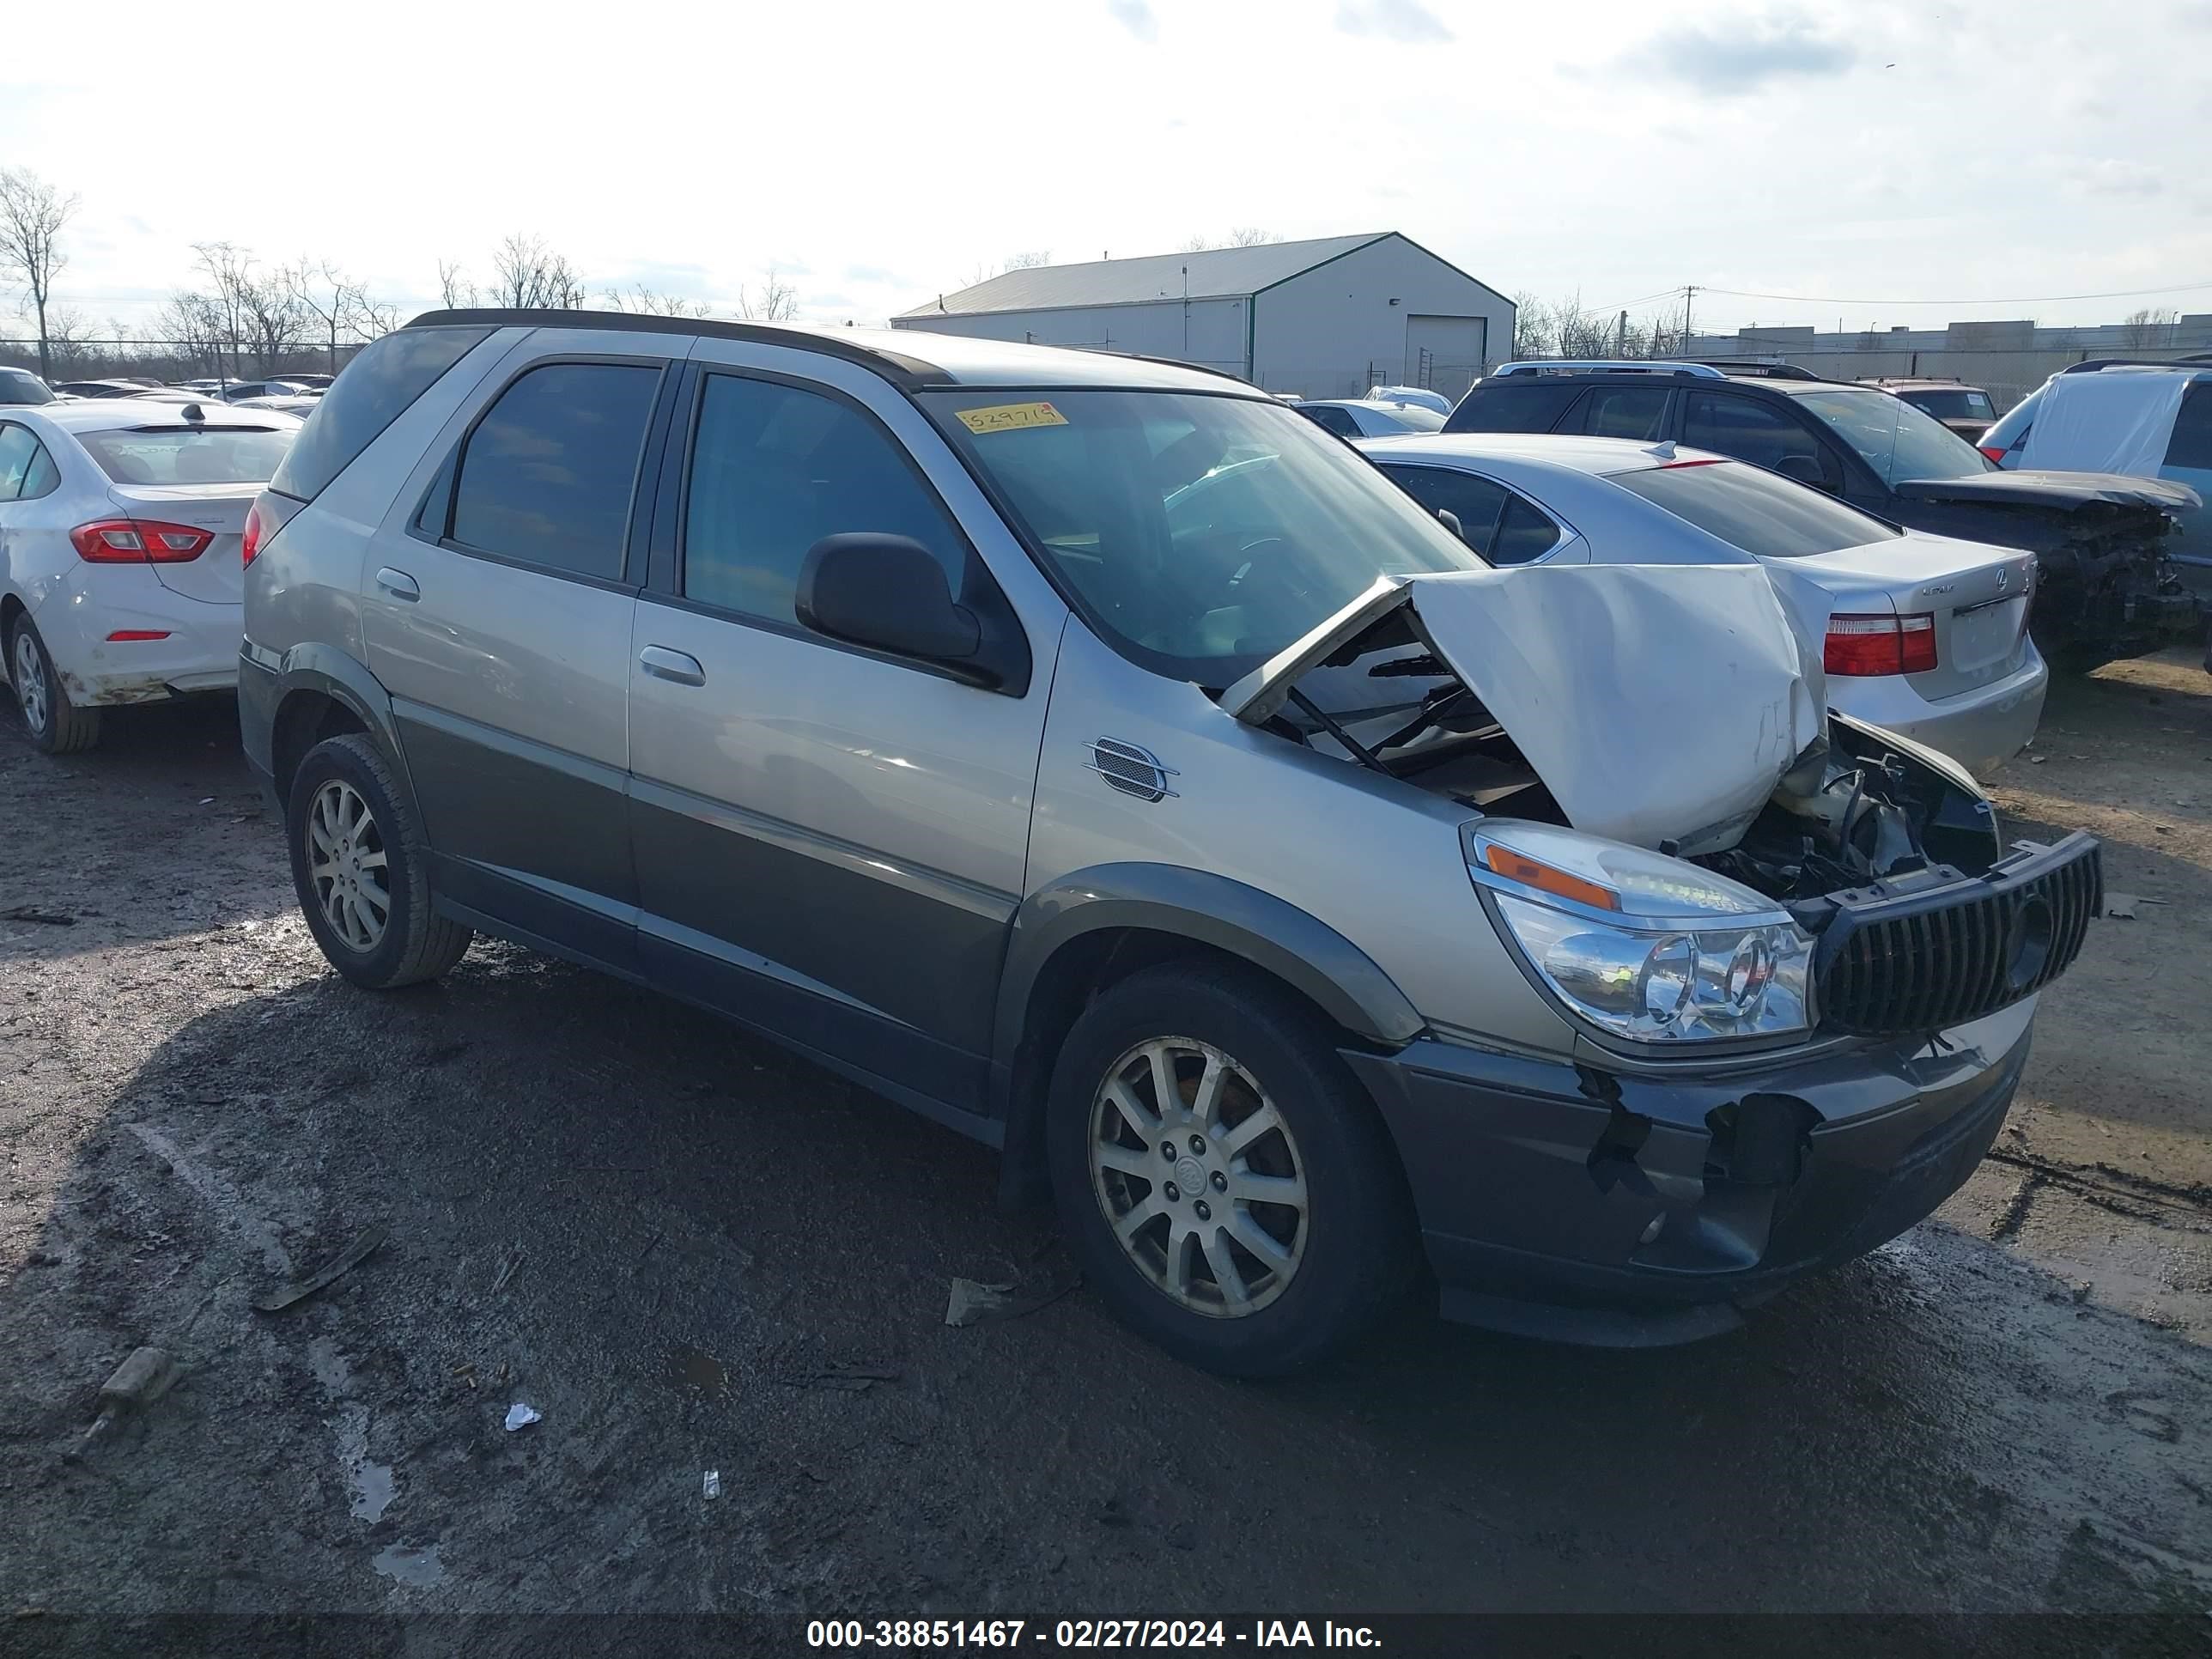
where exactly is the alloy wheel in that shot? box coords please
[13,632,48,735]
[307,780,391,952]
[1088,1036,1309,1317]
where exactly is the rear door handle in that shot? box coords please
[375,567,420,602]
[638,645,706,686]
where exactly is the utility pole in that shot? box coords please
[1683,285,1697,349]
[1616,310,1627,356]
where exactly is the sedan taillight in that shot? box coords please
[70,519,214,563]
[1826,612,1937,676]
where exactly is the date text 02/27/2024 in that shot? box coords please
[805,1620,1382,1649]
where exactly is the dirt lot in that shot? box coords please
[3,655,2210,1640]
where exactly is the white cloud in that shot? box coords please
[1334,0,1453,45]
[0,0,2204,337]
[1106,0,1158,43]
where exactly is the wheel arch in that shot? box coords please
[258,647,410,805]
[991,865,1426,1204]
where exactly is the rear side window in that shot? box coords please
[1613,461,1899,558]
[682,374,966,626]
[1682,392,1839,489]
[269,325,492,501]
[0,423,34,499]
[1300,404,1361,439]
[447,362,661,581]
[2166,384,2212,471]
[1445,380,1581,434]
[78,425,295,486]
[1491,496,1565,564]
[1380,464,1509,556]
[20,437,59,499]
[1571,386,1670,440]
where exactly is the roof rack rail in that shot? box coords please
[1670,359,1823,380]
[1491,359,1724,379]
[401,307,956,389]
[2059,355,2212,374]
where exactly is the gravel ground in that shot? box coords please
[2,655,2209,1640]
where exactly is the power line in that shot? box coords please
[1701,279,2212,307]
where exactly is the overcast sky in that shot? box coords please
[5,0,2209,343]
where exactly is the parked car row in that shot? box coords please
[1,400,303,751]
[0,307,2063,1379]
[1446,358,2203,670]
[0,369,332,407]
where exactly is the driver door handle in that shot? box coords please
[639,645,706,686]
[374,567,420,602]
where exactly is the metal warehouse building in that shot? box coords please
[890,232,1514,403]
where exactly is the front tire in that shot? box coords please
[286,733,472,988]
[1045,962,1418,1376]
[8,617,101,754]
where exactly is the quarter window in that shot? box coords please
[0,423,34,501]
[20,439,59,499]
[1380,465,1510,557]
[447,362,661,581]
[1573,386,1670,441]
[682,374,967,626]
[2166,384,2212,471]
[1682,392,1839,488]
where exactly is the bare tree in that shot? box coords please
[1002,250,1052,270]
[190,242,258,379]
[2122,306,2179,348]
[491,234,585,309]
[241,275,310,375]
[352,297,399,340]
[1510,291,1551,361]
[156,291,231,378]
[0,167,79,380]
[738,268,799,322]
[285,259,366,374]
[1182,228,1281,252]
[438,259,477,308]
[602,283,712,318]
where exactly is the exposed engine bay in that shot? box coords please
[1228,567,2003,906]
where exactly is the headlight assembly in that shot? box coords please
[1468,823,1814,1044]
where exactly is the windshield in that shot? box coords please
[1613,460,1900,557]
[1793,387,1991,485]
[1899,388,1994,422]
[79,424,295,486]
[926,389,1481,683]
[0,370,54,406]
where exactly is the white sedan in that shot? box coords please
[1356,432,2048,776]
[1,399,301,752]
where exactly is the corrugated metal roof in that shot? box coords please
[896,234,1389,319]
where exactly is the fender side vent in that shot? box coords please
[1085,738,1178,803]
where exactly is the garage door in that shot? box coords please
[1405,315,1486,401]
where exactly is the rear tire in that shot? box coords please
[1045,962,1418,1376]
[8,617,101,755]
[287,732,472,988]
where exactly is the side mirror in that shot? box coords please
[797,533,985,668]
[1435,507,1465,541]
[1777,453,1835,493]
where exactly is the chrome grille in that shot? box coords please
[1817,837,2100,1037]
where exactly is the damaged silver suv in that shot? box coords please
[238,312,2100,1375]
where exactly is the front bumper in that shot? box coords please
[1344,1000,2034,1346]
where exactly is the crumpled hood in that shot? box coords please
[1224,563,1829,854]
[1890,470,2201,513]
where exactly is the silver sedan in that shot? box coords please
[1356,432,2048,775]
